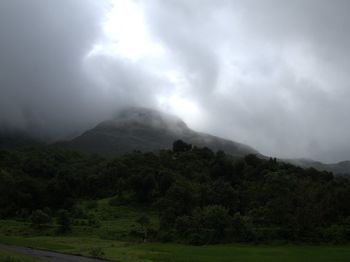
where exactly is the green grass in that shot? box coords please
[0,250,44,262]
[0,198,158,240]
[135,244,350,262]
[71,198,159,240]
[91,198,158,240]
[0,236,349,262]
[1,200,350,261]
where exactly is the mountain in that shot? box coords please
[285,158,350,176]
[57,107,258,157]
[4,106,345,176]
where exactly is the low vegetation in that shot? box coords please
[0,250,43,262]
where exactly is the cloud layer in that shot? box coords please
[1,0,350,162]
[0,0,109,139]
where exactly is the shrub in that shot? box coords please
[56,209,72,234]
[30,210,51,228]
[86,200,98,209]
[109,196,120,207]
[88,247,105,258]
[322,225,350,243]
[87,213,101,228]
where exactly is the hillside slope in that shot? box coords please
[286,158,350,176]
[0,129,43,149]
[58,107,258,157]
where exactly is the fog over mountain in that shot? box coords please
[57,107,258,157]
[1,0,350,162]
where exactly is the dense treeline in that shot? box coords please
[0,140,350,244]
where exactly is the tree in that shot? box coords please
[244,154,262,167]
[158,170,174,195]
[130,172,156,203]
[189,205,232,244]
[200,205,231,242]
[56,209,72,234]
[173,140,192,153]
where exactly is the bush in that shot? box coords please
[71,206,87,219]
[174,205,233,244]
[87,213,101,228]
[88,247,105,258]
[109,196,120,207]
[228,213,254,241]
[56,209,72,234]
[30,210,51,228]
[85,200,98,209]
[175,215,193,237]
[188,232,207,245]
[15,209,30,221]
[135,215,151,241]
[322,225,350,243]
[158,230,176,242]
[193,205,232,243]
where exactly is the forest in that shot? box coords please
[0,140,350,244]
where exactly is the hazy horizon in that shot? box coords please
[1,0,350,163]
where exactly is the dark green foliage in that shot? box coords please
[0,143,349,244]
[29,210,51,228]
[56,210,72,234]
[130,171,156,203]
[136,215,151,241]
[108,196,120,207]
[87,213,101,228]
[88,247,105,258]
[86,200,98,210]
[191,205,232,244]
[136,215,150,227]
[172,140,192,153]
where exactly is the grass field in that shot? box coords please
[0,236,350,262]
[0,198,158,240]
[0,250,43,262]
[0,199,350,261]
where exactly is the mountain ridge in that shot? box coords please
[56,107,350,176]
[1,107,349,176]
[285,158,350,176]
[57,107,259,157]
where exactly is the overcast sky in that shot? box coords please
[1,0,350,163]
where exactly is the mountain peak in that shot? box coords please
[58,107,258,156]
[102,107,190,135]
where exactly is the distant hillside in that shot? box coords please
[285,158,350,176]
[0,129,43,149]
[57,107,258,157]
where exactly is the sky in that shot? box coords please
[1,0,350,163]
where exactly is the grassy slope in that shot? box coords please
[0,250,44,262]
[0,198,158,240]
[0,199,350,262]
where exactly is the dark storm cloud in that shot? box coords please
[0,0,110,139]
[1,0,350,162]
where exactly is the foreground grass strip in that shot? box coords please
[0,250,44,262]
[133,243,350,262]
[1,236,350,262]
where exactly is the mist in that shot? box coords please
[1,0,350,162]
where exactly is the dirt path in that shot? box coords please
[0,244,111,262]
